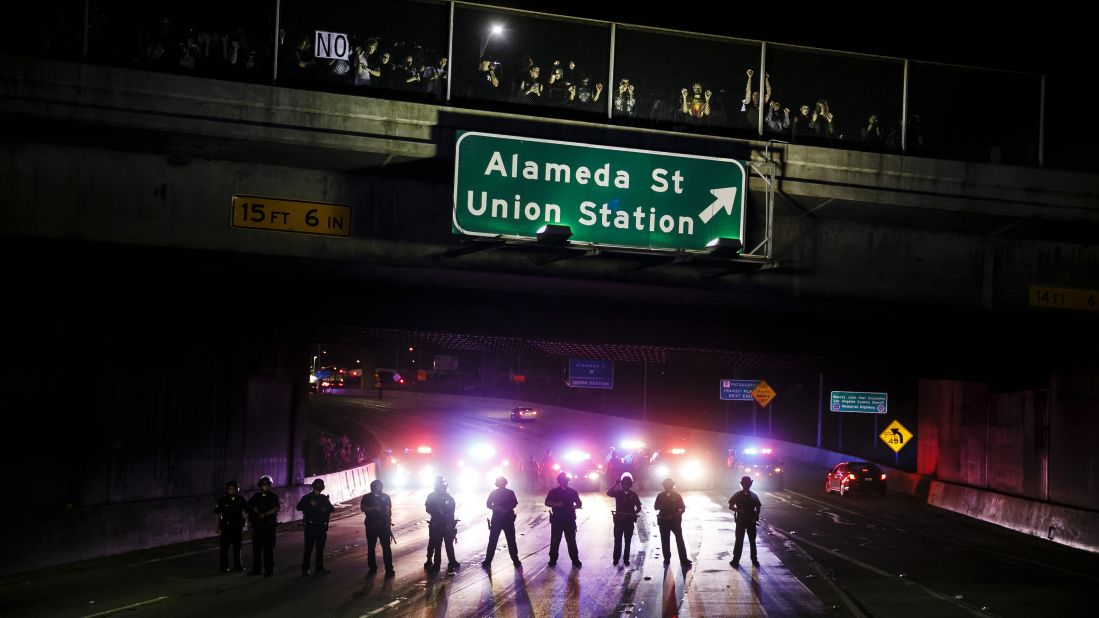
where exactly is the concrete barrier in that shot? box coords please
[2,463,376,577]
[928,480,1099,554]
[304,462,377,506]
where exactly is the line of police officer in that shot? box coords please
[216,471,763,577]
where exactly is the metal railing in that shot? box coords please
[3,0,1046,167]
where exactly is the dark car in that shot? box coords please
[381,444,440,490]
[734,447,784,490]
[825,461,887,497]
[511,406,539,422]
[557,448,604,491]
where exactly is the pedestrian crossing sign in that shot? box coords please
[879,420,913,453]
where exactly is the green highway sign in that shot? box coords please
[830,391,888,414]
[453,132,747,252]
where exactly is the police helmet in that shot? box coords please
[434,476,448,491]
[741,475,753,486]
[258,475,273,488]
[620,474,634,487]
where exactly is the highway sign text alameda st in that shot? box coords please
[453,132,746,252]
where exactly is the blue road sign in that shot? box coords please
[720,379,760,401]
[568,358,614,389]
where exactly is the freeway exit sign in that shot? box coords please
[453,132,746,252]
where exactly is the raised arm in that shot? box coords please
[743,69,754,104]
[764,72,772,104]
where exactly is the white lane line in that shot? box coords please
[767,527,870,618]
[770,522,991,617]
[80,596,170,618]
[786,489,1099,582]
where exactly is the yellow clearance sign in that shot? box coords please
[1029,285,1099,311]
[231,195,351,237]
[879,420,913,453]
[751,380,776,408]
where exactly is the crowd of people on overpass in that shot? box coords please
[84,12,926,155]
[86,11,269,81]
[281,32,448,101]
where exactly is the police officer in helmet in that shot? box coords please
[607,473,642,567]
[728,475,762,567]
[425,476,459,573]
[482,476,521,570]
[246,475,280,577]
[655,477,692,569]
[544,471,583,568]
[214,480,246,572]
[360,479,395,576]
[297,478,335,575]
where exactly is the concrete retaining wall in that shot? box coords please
[304,462,378,506]
[3,462,376,577]
[928,480,1099,554]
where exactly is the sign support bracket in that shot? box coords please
[746,157,777,259]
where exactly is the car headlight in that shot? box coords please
[655,465,670,477]
[564,450,591,463]
[470,442,496,460]
[681,460,703,481]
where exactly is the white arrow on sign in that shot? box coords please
[698,187,739,224]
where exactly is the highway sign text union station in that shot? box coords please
[453,132,747,252]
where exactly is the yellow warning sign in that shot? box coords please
[751,380,777,408]
[879,420,913,453]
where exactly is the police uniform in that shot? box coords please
[360,490,394,573]
[297,488,335,574]
[728,488,762,565]
[215,489,246,572]
[247,489,280,576]
[606,483,642,565]
[654,488,691,566]
[484,486,520,566]
[425,489,458,570]
[544,485,582,566]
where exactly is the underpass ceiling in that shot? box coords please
[312,325,834,371]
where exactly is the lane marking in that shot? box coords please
[770,521,992,617]
[785,489,1099,583]
[767,527,870,618]
[80,596,169,618]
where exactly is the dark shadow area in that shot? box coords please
[909,62,1041,166]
